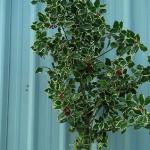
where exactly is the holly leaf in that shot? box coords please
[140,44,148,52]
[147,56,150,63]
[139,93,145,105]
[145,96,150,105]
[94,0,100,8]
[36,67,43,73]
[68,116,75,126]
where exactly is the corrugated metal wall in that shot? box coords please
[0,0,150,150]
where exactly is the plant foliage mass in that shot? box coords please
[31,0,150,149]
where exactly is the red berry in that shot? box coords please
[137,106,139,108]
[117,70,122,75]
[106,33,111,39]
[64,106,71,116]
[61,92,65,95]
[117,70,122,79]
[97,12,101,16]
[142,109,144,112]
[86,61,92,66]
[86,66,93,72]
[72,36,76,40]
[49,25,53,29]
[64,110,71,116]
[134,43,137,46]
[54,25,57,28]
[59,95,63,99]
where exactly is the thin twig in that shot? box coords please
[96,48,114,59]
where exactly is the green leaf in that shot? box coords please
[120,47,128,56]
[113,21,120,29]
[143,116,148,123]
[136,116,143,124]
[136,64,143,70]
[147,56,150,63]
[111,42,118,48]
[126,101,137,107]
[54,105,61,110]
[129,118,134,123]
[98,80,107,85]
[126,93,132,100]
[37,12,45,22]
[76,63,86,70]
[82,24,92,29]
[65,21,74,27]
[66,30,72,35]
[140,44,148,52]
[58,112,65,121]
[36,67,43,73]
[145,96,150,105]
[99,123,104,130]
[134,124,142,130]
[63,47,67,55]
[73,71,81,78]
[55,100,61,105]
[120,21,123,29]
[72,93,82,100]
[126,55,132,61]
[139,93,145,105]
[144,124,150,129]
[79,132,84,138]
[50,80,55,89]
[31,24,37,30]
[121,129,126,134]
[68,116,75,126]
[134,109,142,115]
[55,32,62,38]
[94,0,100,8]
[114,104,124,109]
[105,58,111,66]
[99,9,107,14]
[31,0,38,4]
[121,122,128,130]
[96,61,104,68]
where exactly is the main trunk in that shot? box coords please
[74,128,92,150]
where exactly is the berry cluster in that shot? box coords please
[64,106,71,116]
[49,25,57,29]
[72,24,81,28]
[116,70,122,79]
[59,92,65,101]
[86,61,93,73]
[137,106,145,112]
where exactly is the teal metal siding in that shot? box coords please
[0,0,150,150]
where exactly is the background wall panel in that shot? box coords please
[0,0,150,150]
